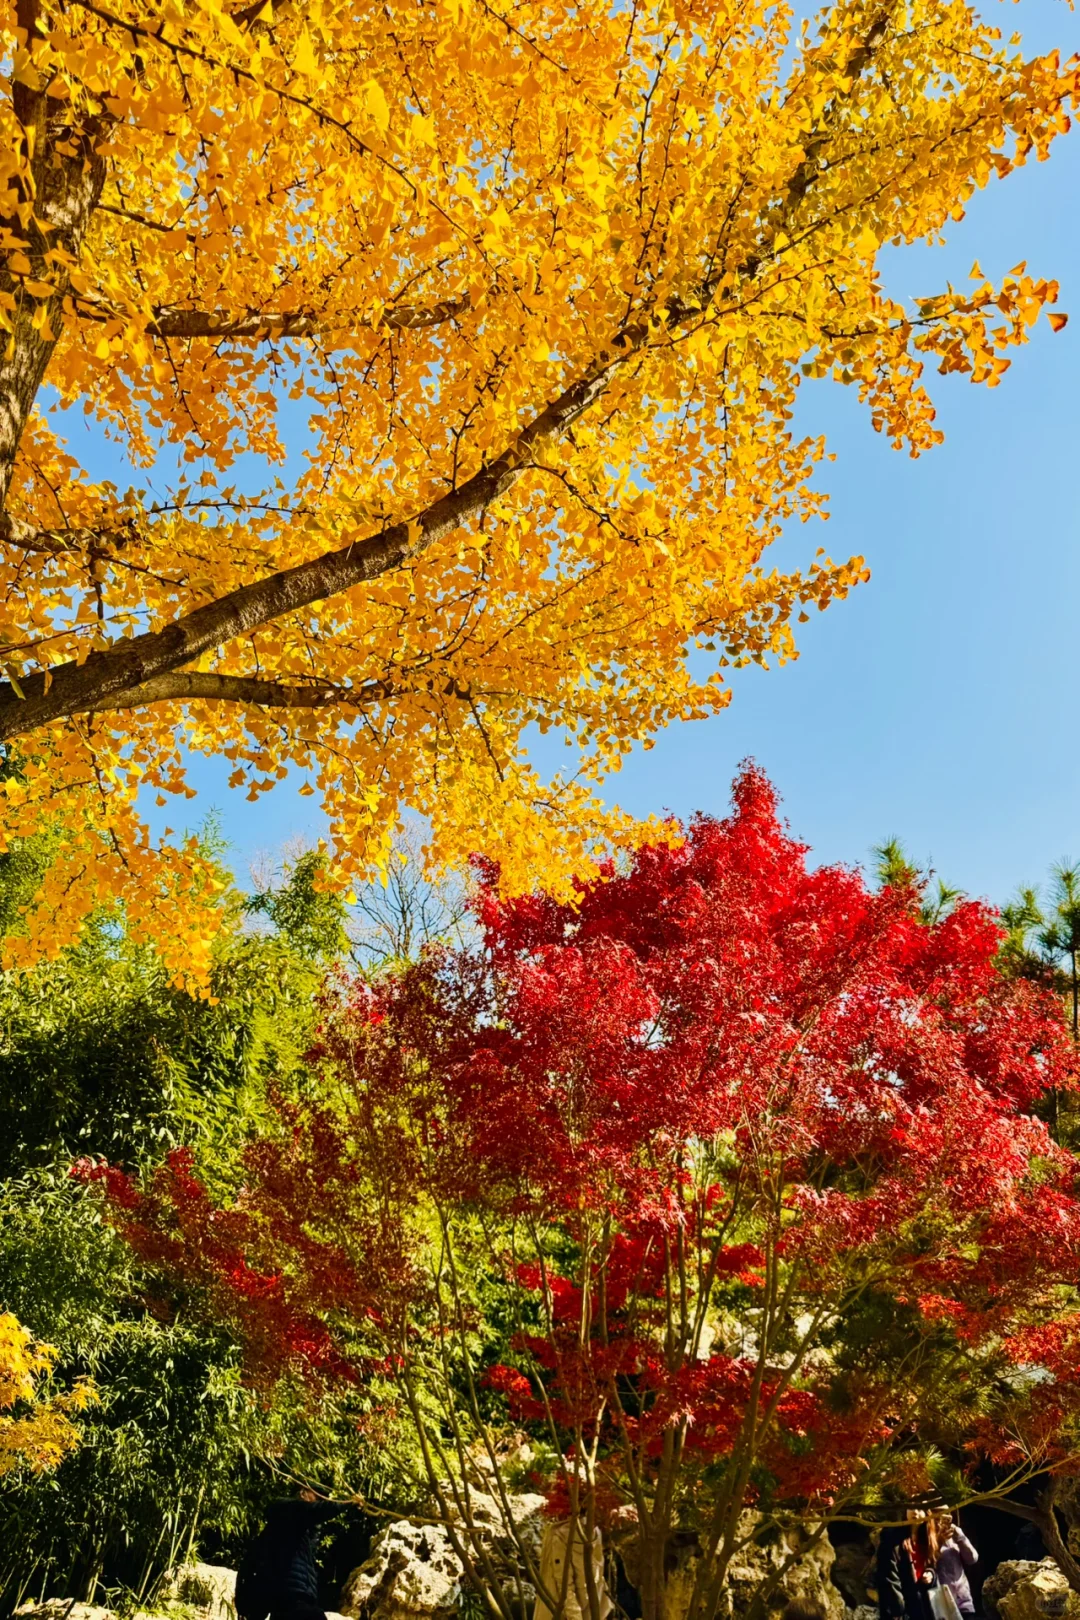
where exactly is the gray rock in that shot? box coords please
[830,1541,875,1610]
[616,1513,846,1620]
[14,1564,236,1620]
[982,1560,1080,1620]
[342,1490,857,1620]
[15,1605,114,1620]
[162,1562,237,1620]
[340,1494,547,1620]
[340,1521,463,1620]
[715,1518,847,1620]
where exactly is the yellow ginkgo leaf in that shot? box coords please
[292,28,319,79]
[363,78,390,134]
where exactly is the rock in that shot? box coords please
[616,1513,846,1620]
[830,1541,875,1610]
[162,1562,237,1620]
[343,1493,853,1620]
[713,1517,846,1620]
[339,1493,547,1620]
[848,1604,880,1620]
[982,1560,1080,1620]
[340,1521,463,1620]
[15,1605,114,1620]
[15,1568,236,1620]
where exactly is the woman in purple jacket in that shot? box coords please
[933,1513,978,1617]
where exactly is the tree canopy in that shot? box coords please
[0,834,347,1176]
[0,0,1073,984]
[85,768,1080,1620]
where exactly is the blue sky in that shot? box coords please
[119,1,1080,905]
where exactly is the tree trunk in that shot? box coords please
[635,1526,670,1620]
[0,53,107,507]
[1037,1488,1080,1595]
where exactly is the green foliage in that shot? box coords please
[999,862,1080,1145]
[244,851,348,964]
[0,1174,250,1610]
[0,840,379,1611]
[0,845,347,1177]
[0,1174,388,1613]
[872,838,963,926]
[1001,862,1080,1022]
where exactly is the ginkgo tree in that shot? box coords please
[0,0,1073,983]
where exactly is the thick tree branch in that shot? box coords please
[0,513,137,554]
[0,349,623,739]
[78,671,385,714]
[0,125,107,512]
[74,293,474,340]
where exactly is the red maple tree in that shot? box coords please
[82,768,1080,1620]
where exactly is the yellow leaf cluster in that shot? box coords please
[0,0,1072,983]
[0,1311,94,1478]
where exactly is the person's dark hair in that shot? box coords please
[781,1601,828,1620]
[914,1518,941,1566]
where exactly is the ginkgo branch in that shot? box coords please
[0,4,895,741]
[73,294,475,340]
[77,671,386,714]
[0,349,626,739]
[0,514,138,554]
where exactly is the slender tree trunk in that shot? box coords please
[1037,1485,1080,1595]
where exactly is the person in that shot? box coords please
[534,1516,613,1620]
[933,1513,978,1619]
[236,1486,359,1620]
[882,1512,939,1620]
[877,1517,915,1620]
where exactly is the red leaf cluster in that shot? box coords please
[84,766,1080,1513]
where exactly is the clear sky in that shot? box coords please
[129,0,1080,906]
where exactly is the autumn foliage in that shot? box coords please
[0,0,1075,982]
[0,1311,93,1478]
[85,768,1080,1620]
